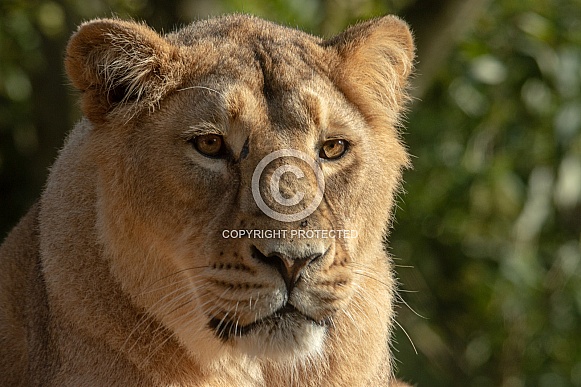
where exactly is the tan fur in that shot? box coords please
[0,14,414,386]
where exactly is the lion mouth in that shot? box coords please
[208,304,328,341]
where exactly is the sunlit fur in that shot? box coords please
[0,14,414,386]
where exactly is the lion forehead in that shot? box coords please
[169,17,332,95]
[178,77,345,144]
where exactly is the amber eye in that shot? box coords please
[192,134,226,158]
[319,139,348,160]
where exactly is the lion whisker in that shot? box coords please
[393,319,418,355]
[122,281,212,357]
[139,267,210,295]
[176,85,227,99]
[395,293,427,320]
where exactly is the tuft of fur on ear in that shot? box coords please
[65,18,185,123]
[325,15,415,127]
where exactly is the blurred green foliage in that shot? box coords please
[393,0,581,386]
[1,0,580,386]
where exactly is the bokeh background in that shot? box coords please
[1,0,580,385]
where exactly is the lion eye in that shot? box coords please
[319,139,348,160]
[192,134,226,158]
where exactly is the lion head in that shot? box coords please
[54,14,414,384]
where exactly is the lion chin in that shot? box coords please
[216,304,328,360]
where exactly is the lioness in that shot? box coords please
[0,14,414,386]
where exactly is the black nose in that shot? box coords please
[251,245,322,293]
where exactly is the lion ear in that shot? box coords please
[65,18,185,123]
[325,15,415,125]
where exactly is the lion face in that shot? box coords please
[65,15,414,365]
[160,79,368,360]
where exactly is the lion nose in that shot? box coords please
[251,245,322,293]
